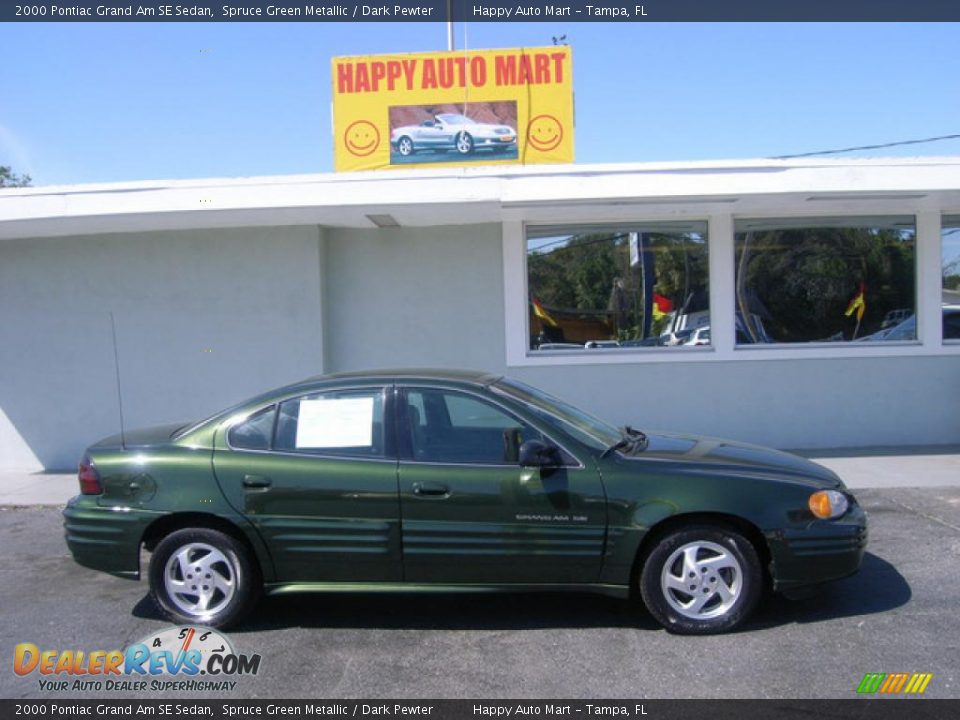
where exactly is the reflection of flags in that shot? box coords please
[845,282,866,322]
[652,293,674,321]
[532,296,558,327]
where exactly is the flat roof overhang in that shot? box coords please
[1,156,959,240]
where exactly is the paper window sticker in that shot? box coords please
[295,396,374,448]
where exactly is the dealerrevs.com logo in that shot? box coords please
[856,672,934,695]
[13,626,261,693]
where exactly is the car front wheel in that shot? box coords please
[640,525,761,634]
[455,131,474,154]
[149,527,259,628]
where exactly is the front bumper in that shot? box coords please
[766,502,868,592]
[477,136,517,148]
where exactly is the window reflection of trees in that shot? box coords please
[735,222,916,344]
[943,219,960,295]
[527,227,709,345]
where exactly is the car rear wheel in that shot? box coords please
[640,525,761,634]
[455,131,474,154]
[397,136,414,156]
[149,528,259,628]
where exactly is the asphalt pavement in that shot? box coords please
[2,483,959,700]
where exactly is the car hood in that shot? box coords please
[92,422,190,450]
[619,430,844,489]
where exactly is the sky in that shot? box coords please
[1,21,959,187]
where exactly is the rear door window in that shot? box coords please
[227,405,276,450]
[275,389,386,458]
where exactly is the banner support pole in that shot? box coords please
[447,0,454,50]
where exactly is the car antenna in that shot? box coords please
[109,311,127,449]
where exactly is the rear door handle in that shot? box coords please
[411,482,450,498]
[242,475,272,489]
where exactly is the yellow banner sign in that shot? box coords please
[332,46,574,171]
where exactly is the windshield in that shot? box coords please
[438,114,471,125]
[492,378,621,451]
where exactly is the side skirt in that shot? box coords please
[264,582,631,599]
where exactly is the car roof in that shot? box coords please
[174,369,505,440]
[331,367,496,381]
[297,368,502,389]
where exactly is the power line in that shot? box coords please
[528,232,629,256]
[772,133,960,159]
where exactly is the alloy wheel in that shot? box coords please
[660,540,743,620]
[163,542,236,618]
[456,132,473,154]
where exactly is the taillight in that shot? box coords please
[78,455,102,495]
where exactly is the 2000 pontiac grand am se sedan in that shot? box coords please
[64,370,866,635]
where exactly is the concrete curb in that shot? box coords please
[0,473,76,507]
[804,452,960,489]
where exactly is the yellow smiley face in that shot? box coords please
[526,114,564,152]
[344,120,380,157]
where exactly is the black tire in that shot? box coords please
[455,131,474,154]
[149,527,259,628]
[397,136,414,156]
[639,525,762,635]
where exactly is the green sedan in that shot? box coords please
[64,370,866,635]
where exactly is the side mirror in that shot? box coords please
[518,440,561,468]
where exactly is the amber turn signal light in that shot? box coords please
[808,490,849,519]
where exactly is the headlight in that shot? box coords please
[808,490,850,519]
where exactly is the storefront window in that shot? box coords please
[734,216,916,344]
[943,216,960,341]
[526,222,709,351]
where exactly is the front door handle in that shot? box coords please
[242,474,272,489]
[411,482,450,498]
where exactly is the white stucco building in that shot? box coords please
[1,156,958,472]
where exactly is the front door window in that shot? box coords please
[403,388,540,465]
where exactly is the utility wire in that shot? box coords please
[772,133,960,159]
[529,232,629,256]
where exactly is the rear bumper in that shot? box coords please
[766,503,868,592]
[62,496,153,578]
